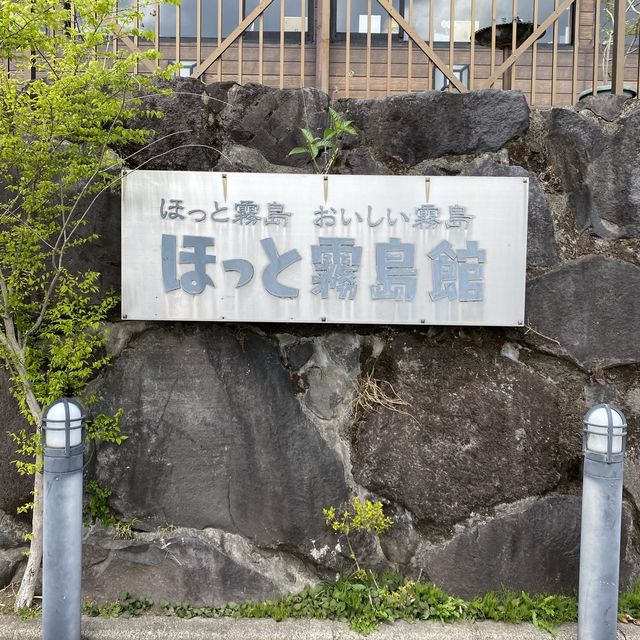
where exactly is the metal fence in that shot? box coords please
[7,0,640,105]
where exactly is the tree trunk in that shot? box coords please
[14,466,43,611]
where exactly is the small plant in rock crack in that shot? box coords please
[288,107,357,174]
[323,497,394,578]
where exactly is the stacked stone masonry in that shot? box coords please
[2,79,640,603]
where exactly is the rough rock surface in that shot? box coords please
[0,547,27,588]
[0,508,28,587]
[5,82,640,606]
[92,325,349,549]
[461,159,558,268]
[0,510,29,550]
[549,104,640,237]
[409,496,639,598]
[122,77,220,171]
[214,145,307,174]
[335,90,530,166]
[217,84,329,168]
[525,256,640,369]
[576,94,632,122]
[83,526,317,606]
[352,332,580,528]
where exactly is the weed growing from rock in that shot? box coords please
[288,107,357,174]
[323,497,393,576]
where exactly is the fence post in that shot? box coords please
[611,0,627,93]
[315,0,330,94]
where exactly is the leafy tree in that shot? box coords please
[0,0,171,609]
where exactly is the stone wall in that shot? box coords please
[2,79,640,603]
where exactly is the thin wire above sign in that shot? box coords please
[121,171,528,326]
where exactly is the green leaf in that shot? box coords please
[301,128,317,144]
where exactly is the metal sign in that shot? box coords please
[121,171,528,326]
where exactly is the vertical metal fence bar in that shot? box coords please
[300,0,306,87]
[366,0,372,97]
[572,0,581,102]
[259,12,264,84]
[551,0,559,103]
[510,0,517,88]
[470,0,476,89]
[196,0,202,67]
[218,0,223,80]
[407,0,414,92]
[387,9,393,96]
[176,1,181,66]
[280,0,285,88]
[449,0,455,88]
[237,0,243,85]
[428,0,434,88]
[346,0,351,97]
[491,0,497,77]
[531,0,539,102]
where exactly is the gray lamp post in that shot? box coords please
[42,398,86,640]
[578,403,627,640]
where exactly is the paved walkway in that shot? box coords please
[1,618,640,639]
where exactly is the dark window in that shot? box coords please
[155,0,312,40]
[332,0,572,45]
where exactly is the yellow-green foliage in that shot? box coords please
[0,0,175,606]
[0,0,172,440]
[323,498,394,536]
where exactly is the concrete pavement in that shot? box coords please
[1,617,640,639]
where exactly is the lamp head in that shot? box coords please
[583,404,627,463]
[42,398,86,457]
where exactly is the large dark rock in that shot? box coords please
[576,94,632,122]
[525,256,640,369]
[121,77,220,171]
[0,547,27,588]
[548,105,640,238]
[462,159,558,268]
[548,108,603,234]
[83,527,316,605]
[352,332,580,528]
[0,370,33,516]
[217,84,329,168]
[92,325,348,549]
[0,509,29,550]
[592,108,640,237]
[409,496,639,598]
[335,90,530,166]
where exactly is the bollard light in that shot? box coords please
[578,403,627,640]
[42,398,86,640]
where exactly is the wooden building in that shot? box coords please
[12,1,640,106]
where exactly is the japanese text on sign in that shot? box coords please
[122,171,528,326]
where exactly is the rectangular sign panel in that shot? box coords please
[122,171,528,326]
